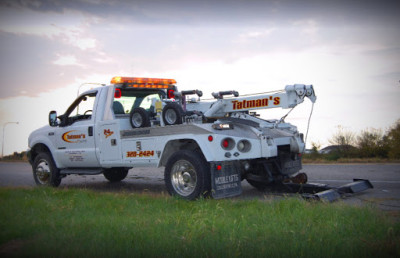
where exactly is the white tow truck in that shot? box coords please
[28,76,372,200]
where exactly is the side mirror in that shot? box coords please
[49,111,58,127]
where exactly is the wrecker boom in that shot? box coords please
[186,84,316,118]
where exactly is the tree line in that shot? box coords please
[308,119,400,160]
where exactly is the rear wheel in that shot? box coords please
[103,168,129,182]
[32,152,61,187]
[165,150,210,200]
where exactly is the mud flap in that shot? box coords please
[211,162,242,199]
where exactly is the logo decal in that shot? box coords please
[62,130,86,143]
[104,129,114,138]
[232,96,280,110]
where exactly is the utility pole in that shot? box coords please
[2,122,19,158]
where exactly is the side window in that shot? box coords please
[71,94,96,117]
[62,92,97,126]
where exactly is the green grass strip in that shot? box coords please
[0,187,399,257]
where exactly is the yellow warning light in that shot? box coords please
[110,76,176,85]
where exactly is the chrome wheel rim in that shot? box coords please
[165,109,177,124]
[35,159,50,185]
[170,160,197,196]
[131,113,143,127]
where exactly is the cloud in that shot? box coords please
[0,3,98,50]
[239,28,277,39]
[293,19,319,36]
[53,54,83,66]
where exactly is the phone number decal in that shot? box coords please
[126,151,155,158]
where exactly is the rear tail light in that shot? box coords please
[221,138,235,150]
[167,89,175,99]
[114,88,121,98]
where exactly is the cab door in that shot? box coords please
[54,91,100,168]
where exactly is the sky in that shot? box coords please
[0,0,399,156]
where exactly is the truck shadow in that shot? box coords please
[59,173,168,196]
[57,173,287,200]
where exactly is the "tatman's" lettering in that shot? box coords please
[232,96,280,110]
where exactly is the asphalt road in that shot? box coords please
[1,162,400,211]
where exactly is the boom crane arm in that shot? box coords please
[203,84,316,118]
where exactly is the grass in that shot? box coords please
[0,187,399,257]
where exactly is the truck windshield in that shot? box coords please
[113,89,164,115]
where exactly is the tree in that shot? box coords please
[310,141,321,154]
[357,128,387,158]
[328,125,356,156]
[386,120,400,159]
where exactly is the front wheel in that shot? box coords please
[164,150,210,200]
[32,152,61,187]
[103,168,129,182]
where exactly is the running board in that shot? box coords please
[284,179,373,202]
[60,168,103,175]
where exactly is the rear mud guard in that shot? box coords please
[210,161,242,199]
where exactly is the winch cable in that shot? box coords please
[279,105,296,123]
[303,102,315,153]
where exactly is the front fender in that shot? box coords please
[28,133,61,168]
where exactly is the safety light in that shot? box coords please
[216,165,222,171]
[208,135,214,142]
[212,123,234,130]
[111,76,177,91]
[114,88,121,98]
[221,138,235,150]
[167,89,175,99]
[110,76,176,85]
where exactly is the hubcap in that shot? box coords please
[170,160,197,196]
[35,159,50,184]
[132,113,143,127]
[165,109,177,124]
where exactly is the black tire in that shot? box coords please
[164,150,210,200]
[130,107,151,128]
[162,103,184,125]
[103,168,129,182]
[32,152,61,187]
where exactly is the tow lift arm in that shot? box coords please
[283,178,374,202]
[203,84,316,118]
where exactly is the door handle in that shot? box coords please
[88,126,93,136]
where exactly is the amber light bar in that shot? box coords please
[110,76,176,85]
